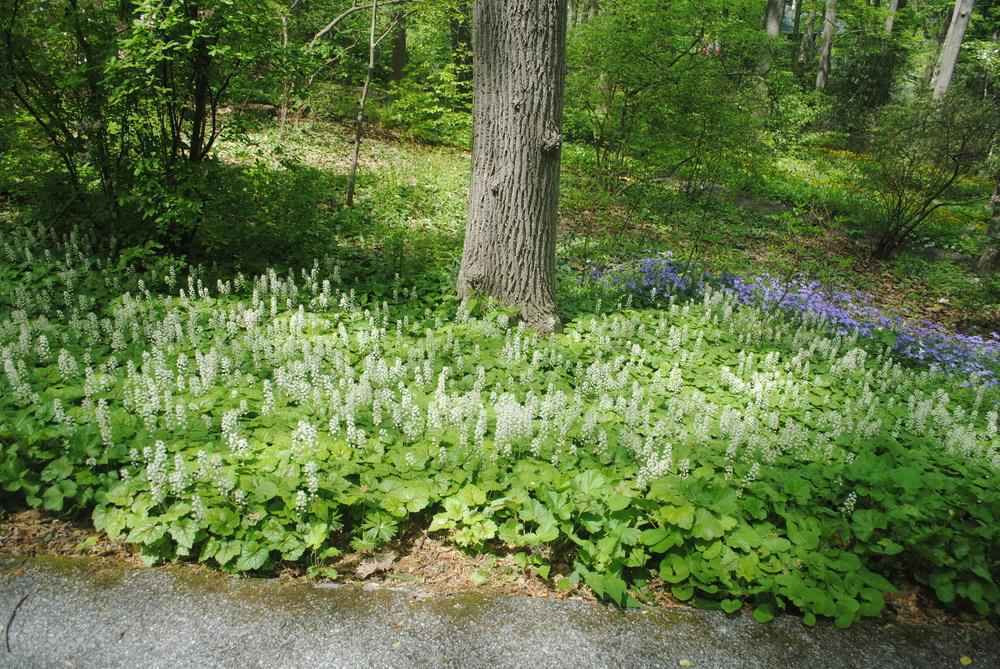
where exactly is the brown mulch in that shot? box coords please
[0,508,577,600]
[0,509,136,562]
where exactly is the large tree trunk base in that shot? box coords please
[458,0,568,334]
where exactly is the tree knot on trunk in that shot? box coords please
[541,127,562,153]
[523,309,562,335]
[460,264,487,293]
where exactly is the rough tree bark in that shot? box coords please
[932,0,975,100]
[815,0,837,90]
[458,0,568,333]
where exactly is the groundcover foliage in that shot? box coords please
[1,225,999,628]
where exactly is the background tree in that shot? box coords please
[933,0,977,98]
[816,0,838,89]
[766,0,785,38]
[457,0,569,332]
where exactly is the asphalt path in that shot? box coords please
[1,557,997,669]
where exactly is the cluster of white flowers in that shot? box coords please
[144,441,169,503]
[221,403,250,456]
[2,223,999,534]
[95,399,113,447]
[840,491,858,515]
[292,419,318,455]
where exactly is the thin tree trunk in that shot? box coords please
[346,0,378,207]
[458,0,568,333]
[187,3,212,162]
[765,0,784,38]
[884,0,899,34]
[279,15,290,127]
[815,0,837,90]
[793,0,804,36]
[798,0,818,70]
[279,1,302,128]
[390,11,407,81]
[932,0,975,100]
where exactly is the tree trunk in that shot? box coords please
[458,0,568,333]
[932,0,975,100]
[884,0,899,34]
[797,0,818,71]
[390,11,407,82]
[346,0,377,207]
[765,0,784,38]
[188,3,212,162]
[793,0,804,36]
[815,0,837,90]
[279,15,290,127]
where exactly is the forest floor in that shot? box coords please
[213,121,998,334]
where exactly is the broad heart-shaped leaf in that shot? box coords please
[929,570,957,604]
[168,519,198,554]
[384,483,431,516]
[104,483,133,507]
[785,515,821,551]
[602,574,628,605]
[659,504,696,530]
[254,479,280,502]
[671,584,695,602]
[236,543,270,572]
[659,553,691,584]
[304,522,329,550]
[851,509,887,542]
[692,508,736,541]
[456,484,487,507]
[41,456,73,482]
[262,518,287,544]
[42,484,65,511]
[93,506,127,539]
[214,540,242,567]
[126,521,166,546]
[727,524,763,552]
[574,470,608,498]
[640,527,682,553]
[753,603,776,623]
[606,493,632,512]
[721,598,742,614]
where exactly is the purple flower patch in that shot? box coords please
[593,256,1000,385]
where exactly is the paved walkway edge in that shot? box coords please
[1,557,997,669]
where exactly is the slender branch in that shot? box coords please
[346,0,379,207]
[309,0,411,48]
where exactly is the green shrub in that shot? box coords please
[383,62,472,146]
